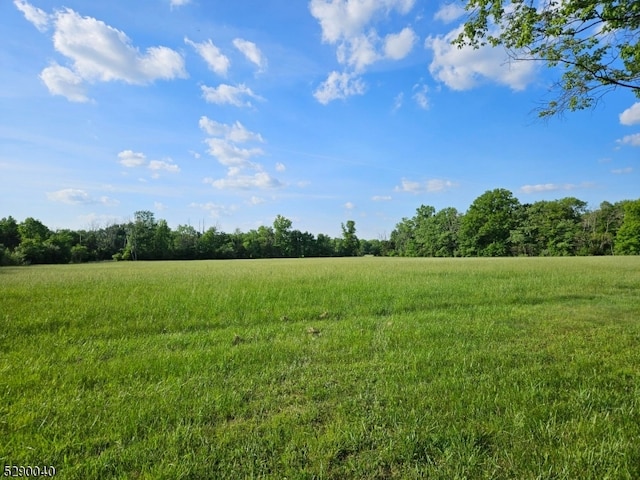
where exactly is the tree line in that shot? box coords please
[1,189,639,265]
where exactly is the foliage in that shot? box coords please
[1,191,638,266]
[459,188,521,256]
[1,258,639,478]
[456,0,640,116]
[615,199,640,254]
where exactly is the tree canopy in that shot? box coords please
[455,0,640,116]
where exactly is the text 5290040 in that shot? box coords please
[3,466,56,477]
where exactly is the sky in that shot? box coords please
[1,0,638,239]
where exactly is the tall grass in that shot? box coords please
[1,257,639,479]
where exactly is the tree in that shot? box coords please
[124,211,156,260]
[341,220,360,256]
[615,199,640,254]
[273,215,293,257]
[0,216,20,250]
[460,188,520,256]
[456,0,640,117]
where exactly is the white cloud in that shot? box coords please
[314,71,366,104]
[395,178,457,193]
[434,3,466,23]
[154,201,167,211]
[249,196,266,205]
[309,0,416,102]
[204,138,264,168]
[205,172,283,190]
[426,179,457,192]
[620,103,640,126]
[190,201,235,218]
[35,7,186,101]
[199,116,282,190]
[412,83,429,109]
[14,0,50,32]
[344,201,355,209]
[383,27,417,60]
[392,92,404,111]
[395,178,421,193]
[617,133,640,147]
[185,38,230,76]
[118,150,179,177]
[199,117,264,143]
[372,195,392,201]
[612,167,633,174]
[275,162,286,172]
[519,182,594,194]
[309,0,415,43]
[233,38,267,71]
[52,8,186,84]
[47,188,91,204]
[148,159,180,174]
[118,150,146,167]
[47,188,118,206]
[39,64,88,102]
[426,26,537,91]
[201,83,262,107]
[170,0,190,8]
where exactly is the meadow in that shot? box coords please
[1,257,639,479]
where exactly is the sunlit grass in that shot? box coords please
[1,257,639,478]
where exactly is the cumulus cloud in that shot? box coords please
[14,0,50,32]
[28,5,186,101]
[201,83,263,107]
[205,172,282,189]
[148,160,180,174]
[395,178,458,193]
[185,37,230,76]
[426,26,537,91]
[384,27,417,60]
[170,0,190,8]
[412,83,429,109]
[344,201,355,209]
[611,167,633,174]
[620,103,640,125]
[47,188,119,206]
[275,162,286,172]
[118,150,146,167]
[199,116,282,190]
[309,0,416,103]
[189,201,235,218]
[617,133,640,147]
[372,195,392,201]
[309,0,415,43]
[519,182,594,194]
[117,150,179,177]
[434,3,466,23]
[199,117,264,143]
[233,38,267,71]
[39,64,88,102]
[314,71,366,104]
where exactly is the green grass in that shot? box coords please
[1,257,640,479]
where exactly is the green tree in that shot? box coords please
[460,188,520,256]
[173,225,199,260]
[18,217,50,242]
[124,211,156,260]
[582,201,625,255]
[0,216,20,250]
[273,215,293,257]
[341,220,360,256]
[615,199,640,254]
[456,0,640,116]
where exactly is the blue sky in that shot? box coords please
[2,0,638,239]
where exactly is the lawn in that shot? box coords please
[1,257,639,479]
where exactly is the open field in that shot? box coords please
[1,257,640,479]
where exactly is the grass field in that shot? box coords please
[1,257,640,479]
